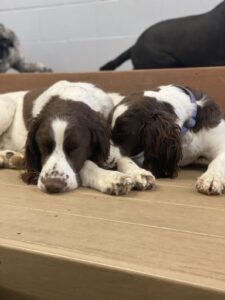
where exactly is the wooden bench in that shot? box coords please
[0,67,225,300]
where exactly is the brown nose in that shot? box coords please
[44,178,66,193]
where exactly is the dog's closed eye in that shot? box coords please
[64,143,79,156]
[39,140,55,156]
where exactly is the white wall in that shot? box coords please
[0,0,222,72]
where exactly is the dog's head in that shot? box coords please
[111,95,182,178]
[22,99,110,193]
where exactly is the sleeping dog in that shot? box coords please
[100,1,225,70]
[109,85,225,195]
[0,81,154,194]
[0,23,51,72]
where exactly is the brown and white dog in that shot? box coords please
[109,85,225,195]
[0,80,155,194]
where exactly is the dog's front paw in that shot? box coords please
[100,172,133,196]
[0,150,24,169]
[126,168,155,191]
[196,173,225,195]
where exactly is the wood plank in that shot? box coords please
[0,203,225,292]
[0,67,225,112]
[0,167,204,187]
[1,241,224,300]
[0,169,224,209]
[0,181,224,238]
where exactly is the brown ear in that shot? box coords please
[142,111,182,178]
[21,118,42,185]
[89,115,110,165]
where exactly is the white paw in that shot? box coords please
[196,173,225,195]
[100,171,133,195]
[126,168,155,191]
[0,150,24,169]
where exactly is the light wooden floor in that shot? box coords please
[0,167,224,300]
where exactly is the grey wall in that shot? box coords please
[0,0,222,72]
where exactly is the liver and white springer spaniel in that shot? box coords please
[109,85,225,195]
[0,81,154,194]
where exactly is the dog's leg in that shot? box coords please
[80,160,133,195]
[12,59,52,73]
[104,143,155,190]
[196,152,225,195]
[0,150,24,170]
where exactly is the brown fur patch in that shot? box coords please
[194,95,222,132]
[23,87,48,130]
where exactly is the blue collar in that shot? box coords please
[175,85,198,136]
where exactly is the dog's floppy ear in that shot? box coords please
[142,111,182,178]
[89,114,110,165]
[21,118,42,185]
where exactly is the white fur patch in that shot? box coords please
[52,118,67,150]
[144,85,195,127]
[181,120,225,166]
[111,103,128,128]
[108,92,125,106]
[32,81,113,119]
[0,91,27,151]
[38,118,79,192]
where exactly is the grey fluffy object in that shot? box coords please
[0,23,52,73]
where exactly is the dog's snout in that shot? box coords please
[44,178,66,193]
